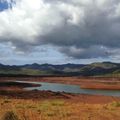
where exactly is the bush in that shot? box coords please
[111,101,120,107]
[2,111,19,120]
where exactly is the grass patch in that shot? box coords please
[0,98,120,120]
[110,101,120,107]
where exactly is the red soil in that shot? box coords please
[0,77,120,104]
[16,76,120,90]
[0,90,119,104]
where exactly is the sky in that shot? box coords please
[0,0,120,65]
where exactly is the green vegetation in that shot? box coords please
[0,62,120,76]
[110,101,120,107]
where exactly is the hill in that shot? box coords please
[0,62,120,76]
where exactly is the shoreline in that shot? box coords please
[0,90,120,104]
[16,76,120,90]
[0,76,120,104]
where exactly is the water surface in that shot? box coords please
[17,81,120,97]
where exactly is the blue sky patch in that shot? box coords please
[0,1,9,11]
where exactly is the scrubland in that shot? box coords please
[0,98,120,120]
[0,77,120,120]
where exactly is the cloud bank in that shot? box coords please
[0,0,120,59]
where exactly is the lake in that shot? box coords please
[17,81,120,97]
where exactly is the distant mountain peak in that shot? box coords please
[32,63,39,65]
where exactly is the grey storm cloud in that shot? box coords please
[0,0,120,59]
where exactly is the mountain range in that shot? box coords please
[0,62,120,77]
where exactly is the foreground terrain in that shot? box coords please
[0,76,120,120]
[0,98,120,120]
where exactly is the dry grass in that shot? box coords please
[0,98,120,120]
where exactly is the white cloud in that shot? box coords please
[0,0,120,59]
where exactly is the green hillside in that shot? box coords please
[0,62,120,76]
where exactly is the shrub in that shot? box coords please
[111,101,120,107]
[2,111,19,120]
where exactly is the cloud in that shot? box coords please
[0,0,120,59]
